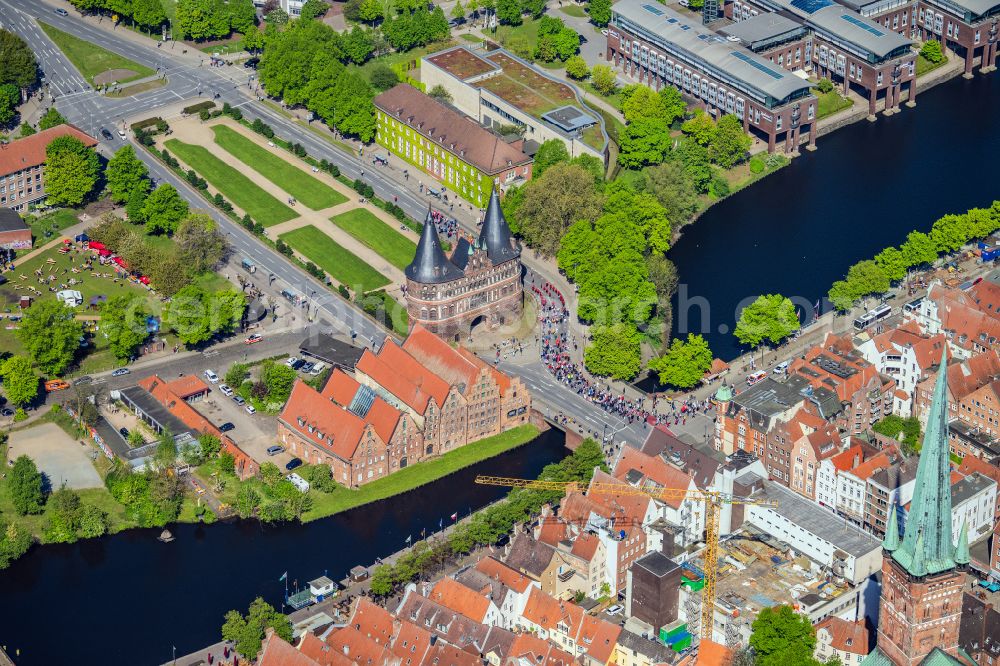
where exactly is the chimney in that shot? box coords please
[853,453,860,468]
[342,645,349,656]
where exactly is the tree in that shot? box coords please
[38,107,67,130]
[873,414,922,453]
[343,26,375,64]
[165,285,214,345]
[0,355,38,407]
[734,294,800,348]
[532,139,569,177]
[648,334,713,388]
[19,122,36,137]
[874,246,907,282]
[175,213,228,273]
[899,230,938,267]
[590,64,617,96]
[521,0,546,19]
[0,83,19,127]
[618,118,672,168]
[496,0,522,25]
[260,361,297,403]
[370,564,394,595]
[101,295,150,361]
[709,114,751,168]
[45,135,100,206]
[920,39,944,64]
[369,63,399,91]
[154,429,178,470]
[105,145,150,203]
[358,0,383,22]
[226,362,250,388]
[564,55,589,80]
[221,598,293,658]
[131,0,169,29]
[451,0,466,20]
[750,605,821,666]
[681,109,716,146]
[622,85,667,124]
[300,0,329,20]
[0,521,34,570]
[674,139,712,193]
[815,78,834,94]
[227,0,258,33]
[428,84,453,103]
[588,0,612,26]
[243,23,265,52]
[0,29,37,90]
[659,86,687,124]
[645,161,700,226]
[9,456,44,516]
[77,504,109,538]
[142,184,189,235]
[16,299,83,375]
[513,163,603,256]
[584,323,642,380]
[260,462,283,486]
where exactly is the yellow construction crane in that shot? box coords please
[474,475,778,640]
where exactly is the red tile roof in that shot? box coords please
[0,124,97,177]
[164,374,210,399]
[280,380,366,460]
[139,374,218,436]
[474,556,533,593]
[830,443,865,472]
[402,324,483,391]
[521,587,583,633]
[570,531,600,561]
[322,369,402,444]
[613,446,694,509]
[357,340,451,412]
[508,633,575,666]
[429,577,492,622]
[373,84,531,175]
[350,597,395,644]
[695,640,732,665]
[536,519,567,546]
[958,455,1000,488]
[257,631,323,666]
[423,641,484,666]
[323,626,391,666]
[815,617,869,655]
[845,452,894,482]
[577,614,621,663]
[389,620,433,664]
[297,633,354,666]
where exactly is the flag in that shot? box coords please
[439,518,443,529]
[405,535,412,544]
[451,512,458,521]
[279,571,287,582]
[814,299,821,315]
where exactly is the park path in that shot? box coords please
[159,117,410,295]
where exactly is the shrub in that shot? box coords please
[182,101,216,115]
[749,156,765,174]
[920,40,944,64]
[199,110,211,121]
[816,78,834,94]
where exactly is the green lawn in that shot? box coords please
[813,88,854,119]
[212,125,347,210]
[199,40,246,55]
[560,4,587,17]
[164,139,298,226]
[279,225,391,292]
[301,425,540,521]
[27,209,80,245]
[916,53,948,77]
[38,21,155,85]
[329,208,416,271]
[460,33,483,42]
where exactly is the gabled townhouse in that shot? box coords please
[788,420,842,502]
[837,448,902,527]
[914,282,1000,359]
[640,427,723,491]
[814,617,869,665]
[428,577,504,627]
[517,587,621,664]
[534,514,608,600]
[856,324,946,416]
[504,532,558,592]
[506,633,575,666]
[913,349,1000,429]
[459,556,537,628]
[816,440,873,513]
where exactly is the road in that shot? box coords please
[0,0,666,448]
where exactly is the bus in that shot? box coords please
[854,304,892,331]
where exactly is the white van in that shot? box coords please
[309,361,326,376]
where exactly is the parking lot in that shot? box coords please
[194,388,292,466]
[7,423,103,490]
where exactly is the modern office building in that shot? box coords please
[729,0,917,117]
[373,84,533,207]
[421,46,607,161]
[607,0,819,153]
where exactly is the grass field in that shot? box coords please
[329,208,416,271]
[38,21,154,85]
[813,88,854,119]
[301,425,539,521]
[560,5,587,17]
[27,209,80,245]
[916,53,948,77]
[199,40,245,55]
[279,225,391,292]
[164,139,298,226]
[212,125,347,211]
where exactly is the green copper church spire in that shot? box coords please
[955,520,970,566]
[882,503,900,551]
[891,348,956,577]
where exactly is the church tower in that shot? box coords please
[873,350,967,666]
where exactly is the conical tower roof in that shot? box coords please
[406,209,463,285]
[955,520,970,565]
[478,188,519,264]
[882,503,900,552]
[891,348,956,577]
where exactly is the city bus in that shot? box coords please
[853,304,892,331]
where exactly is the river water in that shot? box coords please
[668,71,1000,362]
[0,429,566,666]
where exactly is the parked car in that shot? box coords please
[117,128,126,140]
[100,128,114,141]
[244,57,260,69]
[1,408,15,417]
[300,361,315,374]
[266,445,285,456]
[606,605,624,616]
[245,333,263,345]
[75,375,93,385]
[309,361,326,376]
[773,361,790,374]
[119,427,130,439]
[245,404,256,415]
[285,356,299,367]
[111,368,130,377]
[285,457,303,471]
[44,379,71,391]
[232,395,246,406]
[291,358,306,370]
[747,370,767,386]
[219,384,234,396]
[204,369,219,383]
[219,422,235,432]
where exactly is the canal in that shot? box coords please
[0,429,567,666]
[669,71,1000,362]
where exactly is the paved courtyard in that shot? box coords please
[7,422,103,490]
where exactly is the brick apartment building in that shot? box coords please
[856,324,946,416]
[913,349,1000,434]
[404,191,523,340]
[607,0,819,154]
[278,324,531,487]
[0,124,97,212]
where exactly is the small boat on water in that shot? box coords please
[157,529,175,543]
